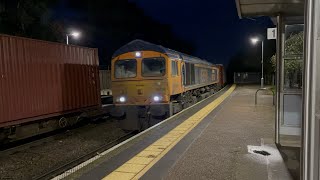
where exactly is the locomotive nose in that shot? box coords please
[113,80,167,105]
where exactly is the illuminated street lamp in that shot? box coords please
[251,37,259,45]
[66,31,80,45]
[250,37,264,88]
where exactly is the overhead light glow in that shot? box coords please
[71,31,80,38]
[135,51,142,58]
[251,37,259,45]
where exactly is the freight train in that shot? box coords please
[0,35,225,142]
[0,34,107,143]
[110,40,225,131]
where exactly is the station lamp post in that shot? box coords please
[251,37,264,88]
[66,31,80,45]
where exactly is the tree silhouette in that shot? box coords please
[0,0,60,41]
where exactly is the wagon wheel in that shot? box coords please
[58,117,68,128]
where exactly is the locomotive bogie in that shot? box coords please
[111,103,172,131]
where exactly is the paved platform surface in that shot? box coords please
[162,85,291,180]
[59,85,292,180]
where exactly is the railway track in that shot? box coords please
[0,118,102,151]
[0,112,113,151]
[32,131,136,180]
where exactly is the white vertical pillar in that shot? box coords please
[303,0,320,179]
[275,15,283,144]
[261,41,264,88]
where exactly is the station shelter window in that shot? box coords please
[283,24,304,90]
[279,23,304,147]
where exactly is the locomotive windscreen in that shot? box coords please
[142,57,166,77]
[115,59,137,78]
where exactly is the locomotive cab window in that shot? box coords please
[142,57,166,77]
[115,59,137,78]
[171,61,178,76]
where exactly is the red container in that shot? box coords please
[0,34,100,128]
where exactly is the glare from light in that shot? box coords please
[153,96,160,102]
[135,51,142,58]
[71,31,80,38]
[119,96,126,103]
[251,37,259,45]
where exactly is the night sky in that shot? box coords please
[50,0,275,67]
[130,0,275,66]
[0,0,276,69]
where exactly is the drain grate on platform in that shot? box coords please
[247,145,272,157]
[253,150,271,156]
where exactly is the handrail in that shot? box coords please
[255,88,275,105]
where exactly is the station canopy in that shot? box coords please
[235,0,304,18]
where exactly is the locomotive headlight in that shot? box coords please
[153,95,162,102]
[135,51,142,58]
[119,96,126,103]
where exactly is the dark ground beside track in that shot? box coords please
[0,119,126,180]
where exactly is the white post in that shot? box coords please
[261,41,264,88]
[66,35,69,45]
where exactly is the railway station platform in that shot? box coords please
[54,85,292,180]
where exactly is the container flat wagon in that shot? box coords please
[0,34,101,142]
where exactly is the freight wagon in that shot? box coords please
[0,34,103,142]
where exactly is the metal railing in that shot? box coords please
[255,88,275,105]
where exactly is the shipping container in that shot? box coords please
[0,34,100,128]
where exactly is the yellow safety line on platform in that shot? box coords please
[103,85,236,180]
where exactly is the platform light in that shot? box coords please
[119,96,126,103]
[250,37,259,45]
[135,51,142,58]
[66,30,81,45]
[71,31,80,38]
[250,36,264,88]
[153,95,161,102]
